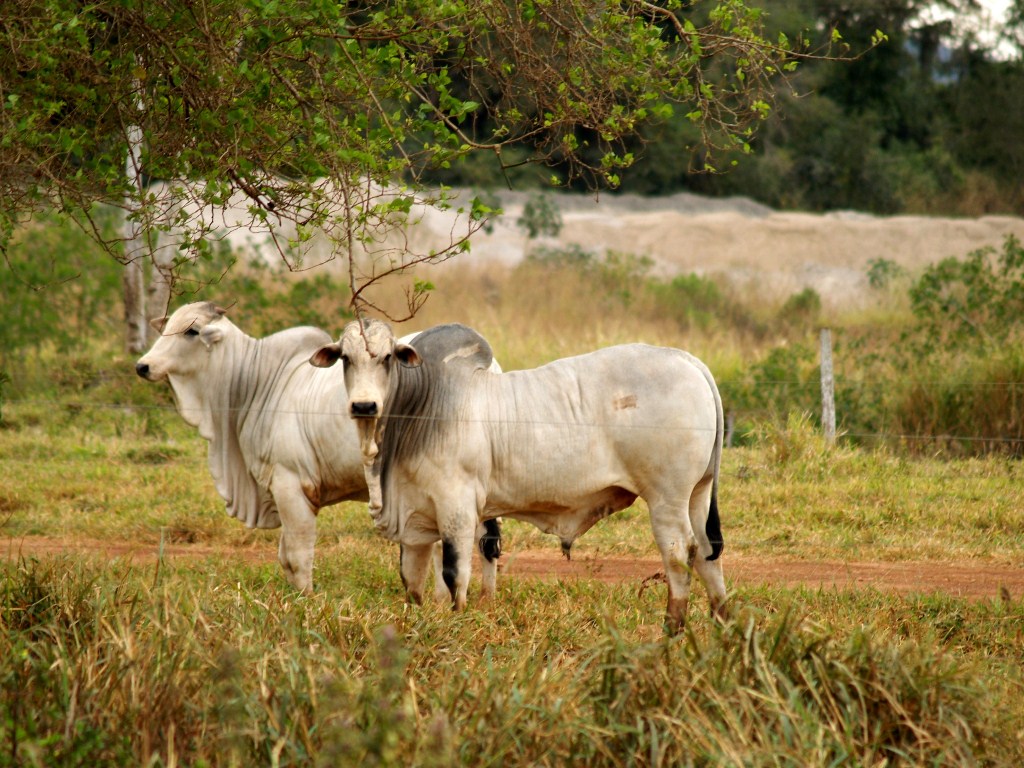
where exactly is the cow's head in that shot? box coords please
[310,318,421,418]
[135,302,229,382]
[310,318,420,462]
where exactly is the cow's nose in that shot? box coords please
[350,401,378,418]
[135,362,150,379]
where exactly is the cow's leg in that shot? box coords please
[648,494,699,635]
[431,520,500,604]
[271,472,318,594]
[689,478,729,622]
[439,537,472,611]
[400,543,434,605]
[477,518,502,603]
[438,524,476,611]
[694,556,728,622]
[431,542,450,603]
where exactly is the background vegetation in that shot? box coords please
[433,0,1024,217]
[1,0,803,326]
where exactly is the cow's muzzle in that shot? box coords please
[350,401,379,418]
[135,362,151,379]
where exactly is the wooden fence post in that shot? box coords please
[820,328,836,445]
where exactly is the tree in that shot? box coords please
[1,0,840,350]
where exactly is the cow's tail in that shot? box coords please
[705,483,724,562]
[693,355,725,562]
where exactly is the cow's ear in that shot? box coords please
[199,324,224,348]
[309,343,342,368]
[150,316,169,333]
[395,343,422,368]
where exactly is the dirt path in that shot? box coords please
[501,551,1022,601]
[5,536,1022,601]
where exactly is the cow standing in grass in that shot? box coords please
[135,302,500,595]
[311,319,727,632]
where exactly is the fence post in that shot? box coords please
[820,328,836,445]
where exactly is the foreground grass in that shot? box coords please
[3,316,1024,764]
[2,553,1023,767]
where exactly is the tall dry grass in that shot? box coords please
[3,555,1021,766]
[373,259,770,378]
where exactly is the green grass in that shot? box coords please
[5,397,1023,563]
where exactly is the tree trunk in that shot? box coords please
[122,110,147,354]
[123,257,147,355]
[147,241,174,325]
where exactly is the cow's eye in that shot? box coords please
[383,353,392,365]
[340,354,350,368]
[184,327,199,338]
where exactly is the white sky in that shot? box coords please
[981,0,1012,16]
[918,0,1018,57]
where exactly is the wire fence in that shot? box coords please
[4,323,1024,451]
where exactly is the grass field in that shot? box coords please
[2,237,1024,764]
[2,345,1024,764]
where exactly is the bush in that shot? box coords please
[646,272,727,330]
[523,245,653,307]
[888,349,1024,456]
[908,234,1024,352]
[779,287,822,327]
[0,211,123,370]
[847,234,1024,455]
[516,192,563,239]
[723,342,820,431]
[866,257,907,289]
[0,370,8,424]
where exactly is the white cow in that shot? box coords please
[310,319,728,633]
[135,302,501,595]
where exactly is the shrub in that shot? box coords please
[887,348,1024,456]
[866,257,907,289]
[646,272,727,330]
[525,242,594,270]
[908,234,1024,352]
[0,211,122,370]
[523,245,653,307]
[0,370,8,424]
[779,287,822,326]
[724,342,820,429]
[516,192,563,239]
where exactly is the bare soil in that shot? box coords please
[501,551,1023,602]
[5,536,1022,602]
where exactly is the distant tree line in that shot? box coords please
[428,0,1024,216]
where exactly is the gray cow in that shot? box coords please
[311,319,727,632]
[135,302,500,595]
